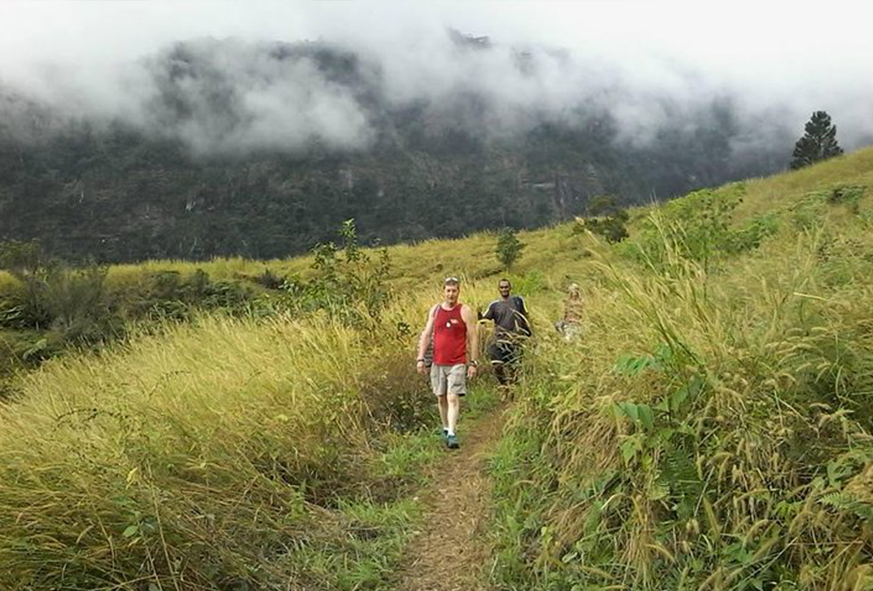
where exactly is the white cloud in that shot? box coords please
[0,0,870,152]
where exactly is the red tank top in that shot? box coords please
[433,304,467,365]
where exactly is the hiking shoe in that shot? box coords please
[446,434,460,450]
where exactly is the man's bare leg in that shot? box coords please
[446,393,460,435]
[437,395,449,432]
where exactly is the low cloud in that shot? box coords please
[0,1,870,156]
[140,39,376,155]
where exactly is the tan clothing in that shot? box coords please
[430,364,467,397]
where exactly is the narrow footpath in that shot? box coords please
[394,404,508,591]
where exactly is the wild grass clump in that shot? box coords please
[0,294,439,590]
[490,205,873,589]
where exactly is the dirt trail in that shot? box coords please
[394,404,508,591]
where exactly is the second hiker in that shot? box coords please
[482,278,532,388]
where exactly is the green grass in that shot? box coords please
[485,148,873,590]
[2,146,873,589]
[282,497,423,591]
[0,304,438,589]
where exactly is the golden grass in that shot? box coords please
[0,275,513,588]
[0,290,458,589]
[0,315,348,585]
[491,154,873,588]
[3,146,873,589]
[0,271,17,293]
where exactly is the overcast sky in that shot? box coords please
[1,0,871,154]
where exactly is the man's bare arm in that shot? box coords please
[417,305,437,360]
[462,305,479,364]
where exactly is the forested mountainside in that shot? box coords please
[0,35,792,263]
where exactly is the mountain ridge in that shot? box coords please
[1,35,795,262]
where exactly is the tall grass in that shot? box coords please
[0,265,511,590]
[3,146,872,590]
[0,296,442,590]
[489,162,873,590]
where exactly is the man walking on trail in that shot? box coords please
[482,278,532,387]
[416,277,479,450]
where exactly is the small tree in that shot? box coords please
[790,111,843,170]
[0,239,46,278]
[284,219,391,322]
[496,227,525,270]
[575,195,630,243]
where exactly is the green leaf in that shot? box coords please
[620,435,643,463]
[122,524,139,538]
[617,402,639,422]
[670,376,703,413]
[638,404,654,431]
[649,481,670,501]
[612,353,660,376]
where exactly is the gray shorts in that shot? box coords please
[430,364,466,397]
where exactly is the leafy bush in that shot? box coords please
[723,213,779,254]
[575,195,631,243]
[280,219,392,324]
[128,269,251,321]
[0,240,117,342]
[575,211,630,243]
[627,184,776,274]
[496,227,525,270]
[826,184,866,206]
[42,265,116,342]
[255,267,285,290]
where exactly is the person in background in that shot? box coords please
[482,278,532,388]
[416,277,479,449]
[557,282,583,341]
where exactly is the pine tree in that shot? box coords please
[790,111,843,170]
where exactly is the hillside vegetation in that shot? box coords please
[0,147,872,590]
[490,148,873,590]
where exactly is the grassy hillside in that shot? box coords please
[0,147,872,590]
[0,300,490,590]
[489,148,873,590]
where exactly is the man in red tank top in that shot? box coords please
[416,277,480,449]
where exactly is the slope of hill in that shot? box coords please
[0,147,871,590]
[489,148,873,590]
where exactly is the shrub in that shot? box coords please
[255,268,285,290]
[575,210,630,243]
[496,227,525,270]
[627,184,776,274]
[42,265,116,342]
[0,240,117,342]
[280,219,392,323]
